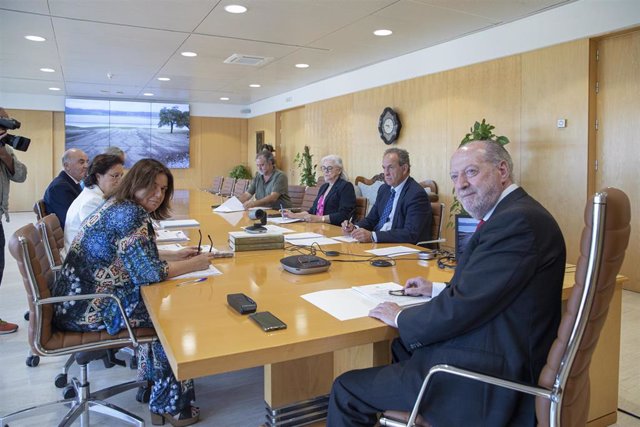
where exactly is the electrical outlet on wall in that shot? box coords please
[557,118,567,128]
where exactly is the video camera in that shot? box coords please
[0,117,31,151]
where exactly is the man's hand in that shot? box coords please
[351,227,373,243]
[242,200,254,210]
[404,276,432,296]
[341,219,354,235]
[369,302,402,327]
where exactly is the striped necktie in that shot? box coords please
[376,188,396,231]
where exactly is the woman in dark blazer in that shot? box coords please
[284,154,355,225]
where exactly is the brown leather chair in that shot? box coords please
[33,199,47,221]
[301,185,320,212]
[1,223,157,427]
[417,203,445,250]
[380,188,631,427]
[219,177,236,197]
[233,178,250,198]
[39,214,65,274]
[209,176,223,194]
[418,179,439,202]
[288,184,306,208]
[354,197,368,222]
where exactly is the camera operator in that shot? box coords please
[0,107,28,334]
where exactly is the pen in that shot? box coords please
[280,203,285,219]
[176,277,207,287]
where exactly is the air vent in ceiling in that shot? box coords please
[223,54,271,66]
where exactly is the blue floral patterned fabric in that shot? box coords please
[51,198,194,416]
[53,198,168,334]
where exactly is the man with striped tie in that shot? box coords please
[341,148,431,244]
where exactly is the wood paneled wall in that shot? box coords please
[5,112,247,211]
[278,39,590,261]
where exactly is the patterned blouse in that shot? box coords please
[52,198,169,335]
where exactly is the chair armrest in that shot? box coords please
[38,293,145,347]
[389,364,553,427]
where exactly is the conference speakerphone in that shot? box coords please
[280,255,331,275]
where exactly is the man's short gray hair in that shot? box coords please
[384,147,410,169]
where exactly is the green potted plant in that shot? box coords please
[448,119,510,227]
[294,145,317,187]
[229,164,252,179]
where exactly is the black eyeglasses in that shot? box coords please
[197,230,214,254]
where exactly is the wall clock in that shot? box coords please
[378,107,401,145]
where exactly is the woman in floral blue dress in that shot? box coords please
[52,159,210,426]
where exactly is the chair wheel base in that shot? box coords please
[25,355,39,367]
[136,385,150,403]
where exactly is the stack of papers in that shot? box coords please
[365,246,421,257]
[159,219,200,228]
[301,282,431,321]
[284,232,340,246]
[156,229,189,242]
[267,217,302,224]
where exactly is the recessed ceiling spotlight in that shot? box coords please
[25,35,46,42]
[224,4,247,13]
[100,90,109,93]
[40,68,55,73]
[295,63,310,69]
[116,91,124,94]
[220,97,230,101]
[157,77,171,81]
[143,92,154,96]
[249,84,261,88]
[48,87,61,91]
[181,51,197,57]
[373,29,393,37]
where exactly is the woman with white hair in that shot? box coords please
[284,154,355,225]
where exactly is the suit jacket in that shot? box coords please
[308,178,356,225]
[44,171,82,229]
[357,176,431,244]
[395,188,566,426]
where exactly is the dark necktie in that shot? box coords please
[376,188,396,231]
[476,219,485,231]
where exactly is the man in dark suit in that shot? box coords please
[328,140,566,426]
[43,148,88,229]
[341,148,431,244]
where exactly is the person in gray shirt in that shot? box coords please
[239,150,291,209]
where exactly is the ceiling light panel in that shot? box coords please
[51,17,188,86]
[49,0,216,32]
[196,0,396,46]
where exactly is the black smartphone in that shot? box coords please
[227,293,257,314]
[249,311,287,332]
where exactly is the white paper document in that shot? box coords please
[267,217,302,224]
[156,229,189,242]
[365,246,421,257]
[213,196,245,213]
[172,265,222,279]
[159,219,200,228]
[284,232,340,246]
[215,211,244,226]
[332,235,359,243]
[301,282,430,321]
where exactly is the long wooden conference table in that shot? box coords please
[140,190,623,427]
